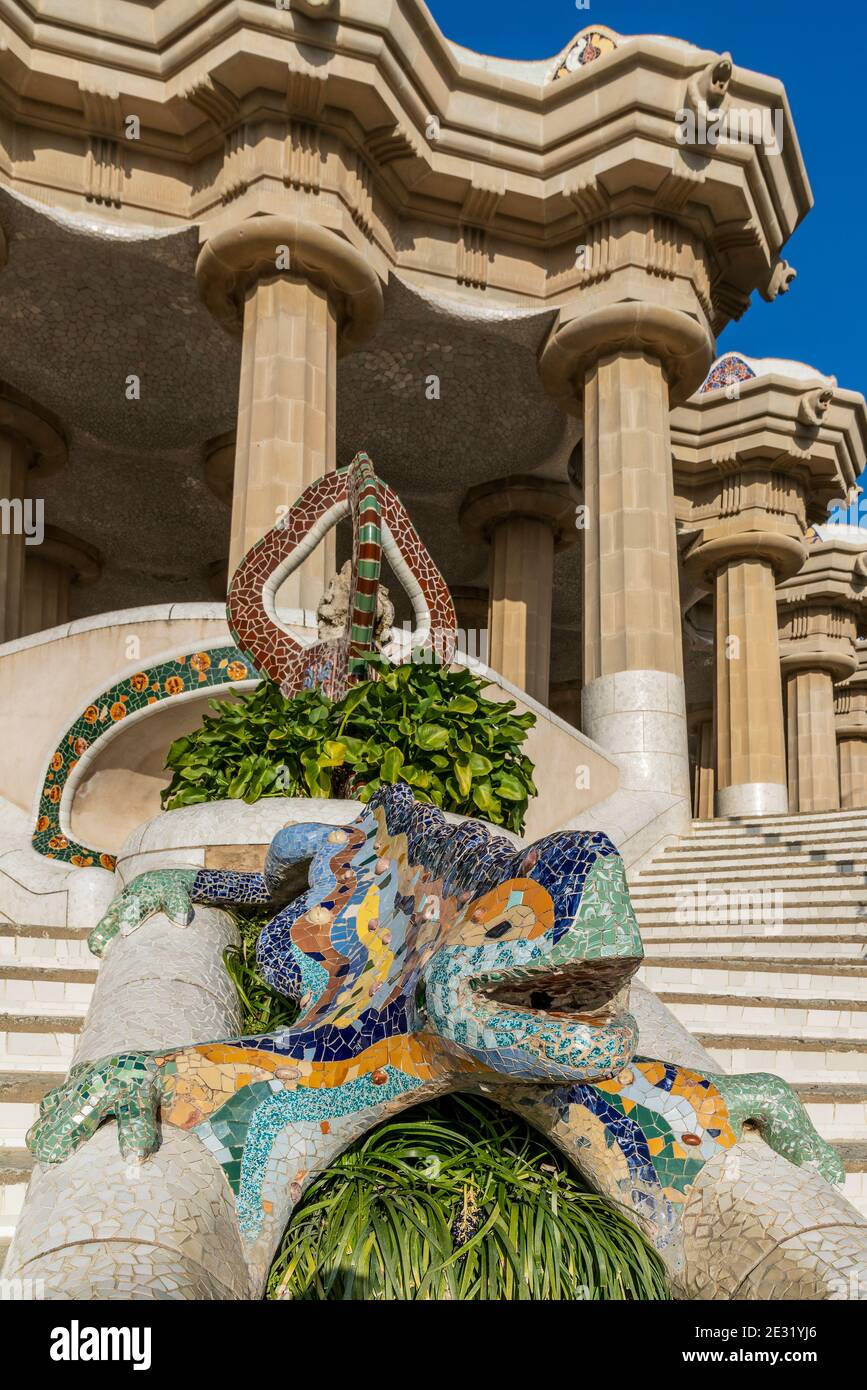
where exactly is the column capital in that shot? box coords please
[777,536,867,681]
[0,382,67,478]
[538,302,713,417]
[195,215,383,351]
[834,645,867,738]
[683,529,806,587]
[671,354,867,527]
[459,475,577,550]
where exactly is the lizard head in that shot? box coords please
[258,784,642,1089]
[372,785,643,1085]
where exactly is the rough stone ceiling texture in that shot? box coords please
[0,191,581,676]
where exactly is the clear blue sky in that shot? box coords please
[427,0,867,395]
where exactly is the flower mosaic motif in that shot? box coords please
[31,647,258,870]
[27,784,843,1272]
[550,27,619,80]
[700,353,757,393]
[30,452,457,870]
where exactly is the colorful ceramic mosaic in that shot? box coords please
[27,783,842,1269]
[30,452,457,870]
[31,646,258,870]
[552,28,619,78]
[700,353,757,393]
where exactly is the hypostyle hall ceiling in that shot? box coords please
[0,188,581,681]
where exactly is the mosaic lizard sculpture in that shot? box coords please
[27,783,842,1289]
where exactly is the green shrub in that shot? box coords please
[268,1094,671,1301]
[161,656,537,834]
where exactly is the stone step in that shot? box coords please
[0,1005,83,1064]
[663,994,867,1042]
[0,922,92,966]
[640,960,867,1000]
[680,817,867,839]
[642,851,867,872]
[649,842,867,863]
[0,962,97,1009]
[692,810,867,833]
[696,1034,867,1084]
[0,1070,65,1147]
[635,867,867,889]
[678,836,867,858]
[642,936,866,959]
[633,884,867,904]
[635,903,866,924]
[836,1141,867,1173]
[796,1085,867,1141]
[0,1148,32,1228]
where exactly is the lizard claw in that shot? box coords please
[87,869,197,958]
[26,1053,164,1165]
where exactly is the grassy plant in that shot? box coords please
[268,1095,671,1302]
[224,908,298,1034]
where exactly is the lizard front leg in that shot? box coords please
[86,867,272,958]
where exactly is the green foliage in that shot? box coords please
[267,1094,671,1301]
[161,655,537,834]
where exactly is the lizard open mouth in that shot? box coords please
[472,953,641,1022]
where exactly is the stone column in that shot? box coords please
[685,534,805,818]
[690,712,714,820]
[450,586,489,663]
[777,539,865,814]
[22,526,102,636]
[539,303,713,819]
[835,645,867,809]
[785,667,842,813]
[0,384,67,645]
[460,476,575,705]
[196,217,383,611]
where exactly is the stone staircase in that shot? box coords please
[633,808,867,1218]
[0,921,97,1260]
